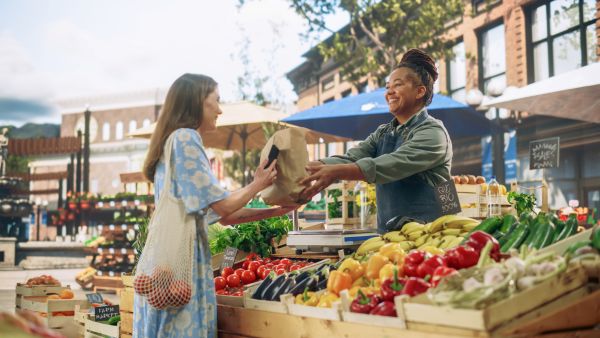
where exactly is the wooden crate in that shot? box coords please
[243,283,288,314]
[456,184,511,219]
[85,318,120,338]
[539,228,593,256]
[338,290,406,329]
[20,296,88,329]
[74,304,91,337]
[120,311,133,336]
[282,290,341,321]
[326,181,360,225]
[93,275,124,293]
[15,283,69,309]
[400,265,587,331]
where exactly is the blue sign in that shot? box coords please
[504,129,517,183]
[481,136,493,181]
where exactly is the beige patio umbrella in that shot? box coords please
[128,101,349,183]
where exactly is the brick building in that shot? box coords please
[286,0,600,209]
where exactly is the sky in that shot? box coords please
[0,0,348,126]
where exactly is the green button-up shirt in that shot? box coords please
[321,109,453,186]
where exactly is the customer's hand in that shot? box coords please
[272,205,299,217]
[298,164,338,201]
[253,159,277,190]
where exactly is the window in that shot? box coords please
[327,143,339,156]
[142,118,151,128]
[528,0,597,82]
[447,41,467,102]
[357,81,369,93]
[479,23,507,95]
[102,122,110,141]
[321,75,335,92]
[129,120,137,133]
[115,121,124,140]
[341,88,352,98]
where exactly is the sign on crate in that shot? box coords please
[434,180,461,215]
[221,247,238,269]
[86,293,103,304]
[529,137,559,169]
[94,305,120,321]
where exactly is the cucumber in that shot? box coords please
[519,211,535,225]
[501,224,529,252]
[500,214,517,233]
[523,220,540,246]
[540,221,556,248]
[492,230,505,240]
[108,315,120,326]
[461,216,503,245]
[555,215,578,243]
[499,222,519,247]
[531,220,551,249]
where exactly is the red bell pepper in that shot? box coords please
[400,277,431,297]
[369,301,397,317]
[403,250,427,277]
[380,268,405,301]
[431,266,458,287]
[415,255,446,279]
[445,245,480,269]
[350,290,380,314]
[466,231,501,261]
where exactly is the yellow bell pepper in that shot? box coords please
[420,245,445,256]
[348,286,378,299]
[379,263,403,281]
[378,242,406,263]
[365,253,390,280]
[295,290,319,306]
[337,258,365,281]
[317,292,339,308]
[327,270,353,295]
[352,276,369,287]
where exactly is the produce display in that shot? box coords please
[214,253,319,296]
[0,311,66,338]
[24,275,61,287]
[563,226,600,261]
[357,215,480,254]
[451,174,508,195]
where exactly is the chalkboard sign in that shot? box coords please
[221,247,238,269]
[434,180,462,215]
[529,137,560,169]
[86,293,103,304]
[94,305,120,321]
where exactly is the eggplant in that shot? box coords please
[261,274,287,300]
[251,272,274,300]
[316,265,331,281]
[305,275,319,292]
[294,271,311,283]
[288,275,314,296]
[316,278,328,290]
[270,276,296,301]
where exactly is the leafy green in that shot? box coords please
[507,192,537,216]
[209,216,292,257]
[327,189,342,219]
[132,217,149,274]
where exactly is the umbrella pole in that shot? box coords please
[241,126,248,186]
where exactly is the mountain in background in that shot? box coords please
[0,123,60,139]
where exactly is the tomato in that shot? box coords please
[260,269,272,279]
[271,260,280,265]
[257,266,267,277]
[275,268,286,275]
[221,267,234,278]
[289,264,301,271]
[254,258,264,265]
[234,268,245,278]
[214,277,227,290]
[248,261,261,273]
[246,253,258,261]
[216,289,230,295]
[275,264,287,272]
[226,274,241,288]
[280,258,292,266]
[264,263,274,269]
[263,257,272,264]
[241,270,256,284]
[242,260,250,270]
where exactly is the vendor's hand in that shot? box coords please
[272,205,299,217]
[253,159,277,190]
[298,164,338,200]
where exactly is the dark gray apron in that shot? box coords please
[375,111,443,233]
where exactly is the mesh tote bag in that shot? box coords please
[133,133,195,309]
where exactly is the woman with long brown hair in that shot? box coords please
[134,73,295,338]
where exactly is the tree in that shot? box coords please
[240,0,464,86]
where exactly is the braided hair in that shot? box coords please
[396,49,438,106]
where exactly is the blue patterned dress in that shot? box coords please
[134,128,229,338]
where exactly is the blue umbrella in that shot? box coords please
[282,88,491,140]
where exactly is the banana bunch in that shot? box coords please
[357,216,480,255]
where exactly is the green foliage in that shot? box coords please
[305,197,326,210]
[254,0,464,86]
[247,198,269,208]
[132,217,149,273]
[210,216,292,257]
[6,155,29,173]
[507,192,537,216]
[327,189,342,218]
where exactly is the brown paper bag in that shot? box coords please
[259,128,308,206]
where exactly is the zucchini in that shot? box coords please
[530,220,551,249]
[500,224,529,252]
[466,217,502,238]
[555,215,578,243]
[540,222,556,248]
[499,222,519,247]
[492,230,505,240]
[107,315,120,326]
[592,227,600,250]
[500,214,517,233]
[523,220,540,246]
[519,211,535,225]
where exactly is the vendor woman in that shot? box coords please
[299,49,453,233]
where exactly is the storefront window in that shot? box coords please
[528,0,597,82]
[102,122,110,141]
[115,121,124,140]
[479,23,506,95]
[447,41,466,102]
[583,145,600,178]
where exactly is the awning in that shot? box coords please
[485,62,600,123]
[282,88,491,140]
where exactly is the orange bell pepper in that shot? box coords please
[365,253,390,280]
[327,270,353,295]
[338,258,365,281]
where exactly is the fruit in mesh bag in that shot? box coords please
[134,274,152,295]
[151,266,174,289]
[168,280,192,307]
[147,287,169,309]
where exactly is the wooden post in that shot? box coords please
[76,130,82,194]
[541,178,549,212]
[83,109,91,192]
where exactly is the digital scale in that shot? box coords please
[286,211,379,254]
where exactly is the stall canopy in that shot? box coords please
[282,88,492,140]
[485,62,600,123]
